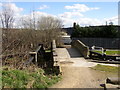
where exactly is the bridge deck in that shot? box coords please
[55,46,97,67]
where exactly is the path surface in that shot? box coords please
[56,47,97,67]
[51,46,118,88]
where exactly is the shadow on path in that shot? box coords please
[66,47,83,58]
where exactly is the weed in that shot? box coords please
[2,67,61,88]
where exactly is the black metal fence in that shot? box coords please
[89,51,120,62]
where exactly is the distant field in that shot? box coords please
[93,50,120,55]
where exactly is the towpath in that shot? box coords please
[51,46,118,88]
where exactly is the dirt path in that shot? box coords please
[50,46,118,88]
[51,67,107,88]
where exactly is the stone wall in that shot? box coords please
[52,40,62,75]
[72,38,120,49]
[71,40,89,58]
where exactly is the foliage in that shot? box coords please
[2,67,61,88]
[71,24,119,38]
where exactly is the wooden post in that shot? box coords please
[52,40,56,51]
[29,52,37,64]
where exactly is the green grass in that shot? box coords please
[93,50,120,55]
[2,67,61,88]
[45,50,52,53]
[91,64,118,73]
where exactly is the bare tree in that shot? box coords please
[20,11,37,30]
[37,16,63,47]
[0,3,15,29]
[20,15,63,47]
[20,16,34,30]
[37,16,62,30]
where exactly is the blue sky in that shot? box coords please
[0,2,118,27]
[15,2,118,16]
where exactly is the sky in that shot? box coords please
[0,2,119,27]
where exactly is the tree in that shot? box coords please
[37,16,63,47]
[0,3,15,29]
[20,17,35,30]
[20,15,63,48]
[71,24,118,38]
[37,16,62,30]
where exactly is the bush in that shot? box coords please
[2,67,61,88]
[2,28,62,68]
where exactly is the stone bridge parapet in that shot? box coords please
[71,40,89,58]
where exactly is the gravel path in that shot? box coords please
[50,46,118,88]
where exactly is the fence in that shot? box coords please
[23,41,61,75]
[89,51,120,61]
[72,38,120,49]
[24,44,46,67]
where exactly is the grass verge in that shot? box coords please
[2,67,61,88]
[93,50,120,55]
[91,64,118,73]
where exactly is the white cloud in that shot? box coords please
[65,4,99,12]
[59,12,83,18]
[0,3,23,17]
[39,5,49,10]
[104,16,118,25]
[78,18,102,26]
[60,17,102,27]
[20,11,57,22]
[21,11,117,28]
[31,11,57,19]
[0,3,2,6]
[0,3,24,28]
[104,16,118,22]
[61,15,118,27]
[2,3,23,13]
[59,4,101,27]
[60,18,75,27]
[0,3,117,28]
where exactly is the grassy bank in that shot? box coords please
[93,50,120,55]
[2,67,61,88]
[91,64,118,73]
